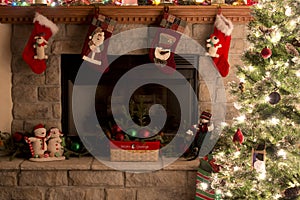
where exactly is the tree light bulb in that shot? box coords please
[285,6,292,16]
[248,65,254,71]
[236,115,246,123]
[258,172,266,180]
[270,117,279,125]
[277,149,287,159]
[200,182,209,191]
[233,166,240,171]
[265,96,271,102]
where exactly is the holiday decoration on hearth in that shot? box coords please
[185,111,214,161]
[24,125,66,161]
[22,12,58,74]
[206,11,233,77]
[149,7,187,74]
[47,127,65,159]
[24,124,50,160]
[211,0,300,199]
[195,155,221,200]
[81,13,116,73]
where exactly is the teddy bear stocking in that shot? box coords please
[149,10,187,74]
[206,13,234,77]
[81,13,116,73]
[22,12,58,74]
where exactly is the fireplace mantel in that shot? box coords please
[0,5,252,24]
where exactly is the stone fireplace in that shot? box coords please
[0,6,250,200]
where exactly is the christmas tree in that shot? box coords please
[212,0,300,199]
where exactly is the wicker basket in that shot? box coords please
[110,141,160,162]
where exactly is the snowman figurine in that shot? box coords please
[25,124,50,161]
[47,127,65,160]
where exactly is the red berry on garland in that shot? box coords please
[115,133,125,141]
[261,47,272,59]
[13,132,23,142]
[111,124,122,135]
[233,128,244,144]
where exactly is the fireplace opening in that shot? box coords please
[61,54,199,141]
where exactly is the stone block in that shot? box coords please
[38,87,61,102]
[13,103,50,120]
[114,24,147,36]
[46,55,61,85]
[11,55,34,74]
[52,103,61,119]
[12,85,38,103]
[13,24,33,39]
[230,38,246,54]
[137,187,192,200]
[69,171,124,186]
[47,187,105,200]
[66,25,89,38]
[0,171,18,186]
[192,24,213,39]
[199,82,211,103]
[11,119,24,133]
[0,187,11,199]
[106,188,136,200]
[0,157,24,170]
[187,171,197,188]
[21,157,93,170]
[125,171,186,187]
[54,24,66,39]
[19,171,68,186]
[24,120,62,132]
[231,24,247,39]
[13,72,45,86]
[11,187,45,200]
[11,36,27,54]
[52,40,83,54]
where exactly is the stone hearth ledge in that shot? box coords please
[0,156,199,171]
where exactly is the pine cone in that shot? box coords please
[284,186,300,199]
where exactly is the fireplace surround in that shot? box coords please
[0,5,250,200]
[6,5,250,133]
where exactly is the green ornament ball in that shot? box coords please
[70,142,81,152]
[126,128,137,137]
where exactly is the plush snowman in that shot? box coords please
[25,124,50,159]
[47,127,64,158]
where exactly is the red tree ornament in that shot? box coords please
[233,128,244,144]
[261,47,272,59]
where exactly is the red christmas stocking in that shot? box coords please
[149,11,187,74]
[206,13,233,77]
[81,13,116,73]
[22,12,58,74]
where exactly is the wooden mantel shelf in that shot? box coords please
[0,5,252,24]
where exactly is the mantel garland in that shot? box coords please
[0,5,252,24]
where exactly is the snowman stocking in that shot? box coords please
[22,12,58,74]
[206,13,233,77]
[81,13,116,73]
[149,11,187,74]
